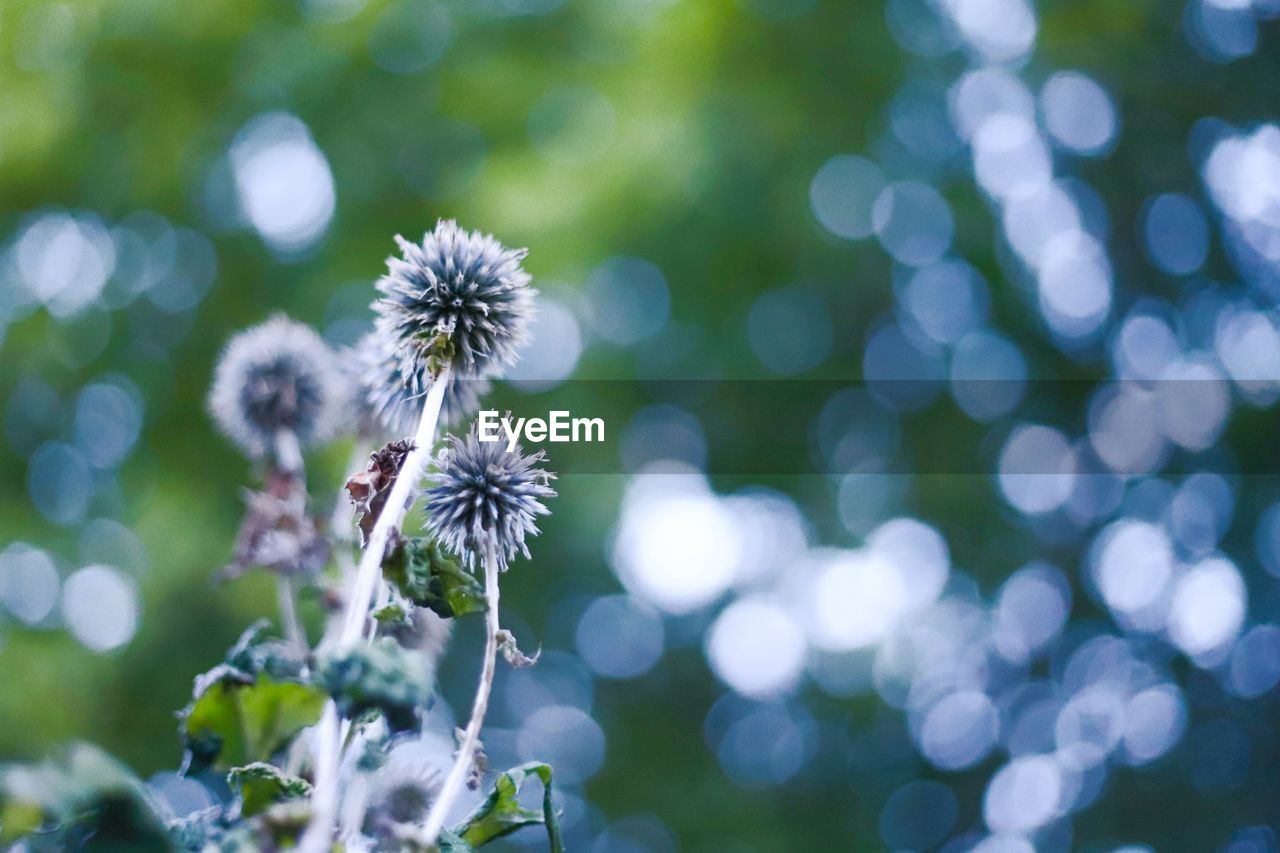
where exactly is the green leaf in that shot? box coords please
[183,674,326,773]
[180,622,323,773]
[316,637,433,733]
[0,799,43,844]
[0,743,171,850]
[168,805,232,851]
[219,619,306,682]
[383,536,486,619]
[373,603,413,629]
[437,827,474,852]
[454,762,564,852]
[228,763,311,818]
[218,800,311,851]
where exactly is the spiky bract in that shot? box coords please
[372,220,535,380]
[348,332,488,437]
[424,428,556,570]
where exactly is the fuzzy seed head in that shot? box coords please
[208,315,345,458]
[348,332,488,437]
[373,220,535,379]
[424,427,556,569]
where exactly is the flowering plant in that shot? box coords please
[0,221,563,852]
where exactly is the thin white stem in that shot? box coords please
[337,716,387,844]
[274,428,304,475]
[269,429,308,660]
[319,442,371,650]
[297,703,342,853]
[297,366,452,853]
[363,584,392,642]
[417,542,501,847]
[277,576,307,660]
[283,726,310,777]
[337,364,451,649]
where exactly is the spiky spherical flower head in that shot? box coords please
[373,220,535,380]
[348,332,488,437]
[363,740,446,834]
[424,427,556,570]
[208,315,345,458]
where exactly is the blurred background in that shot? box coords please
[3,0,1280,849]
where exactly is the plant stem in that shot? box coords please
[277,575,307,659]
[297,703,342,853]
[318,441,371,651]
[338,364,451,648]
[274,428,304,475]
[297,366,452,853]
[269,429,309,660]
[299,447,375,847]
[417,541,501,847]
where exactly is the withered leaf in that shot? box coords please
[346,439,414,547]
[496,629,541,668]
[222,482,328,580]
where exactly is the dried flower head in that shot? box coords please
[424,427,556,570]
[208,315,344,458]
[348,332,488,437]
[373,220,535,379]
[223,486,328,579]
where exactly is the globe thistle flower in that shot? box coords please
[207,315,345,459]
[373,220,535,380]
[424,427,556,570]
[362,740,446,834]
[348,332,488,437]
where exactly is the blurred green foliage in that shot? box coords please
[2,0,1279,849]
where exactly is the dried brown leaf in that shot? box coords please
[346,440,414,547]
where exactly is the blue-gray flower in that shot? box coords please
[373,220,535,380]
[207,314,344,458]
[349,332,488,437]
[424,427,556,569]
